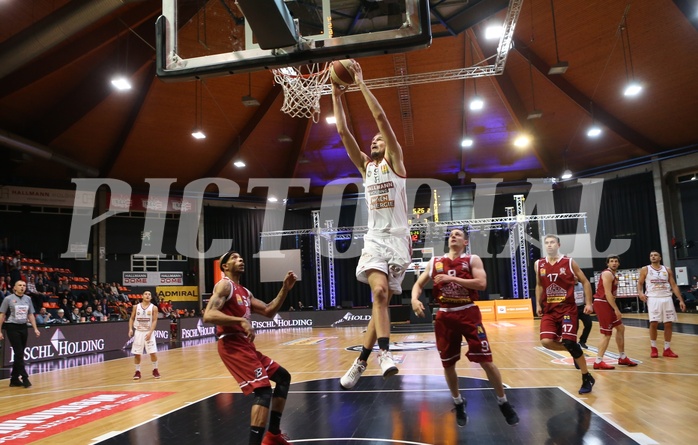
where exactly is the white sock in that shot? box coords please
[453,395,463,405]
[595,357,603,363]
[135,364,141,372]
[152,361,158,369]
[619,352,627,359]
[664,342,671,350]
[650,340,657,348]
[497,395,508,405]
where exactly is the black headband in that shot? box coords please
[219,251,236,271]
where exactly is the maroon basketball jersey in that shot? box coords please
[216,277,252,337]
[537,256,575,313]
[431,254,480,308]
[593,268,618,301]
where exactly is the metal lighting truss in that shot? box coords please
[514,194,529,299]
[325,219,336,309]
[318,0,525,94]
[505,206,519,299]
[261,209,586,305]
[312,210,325,310]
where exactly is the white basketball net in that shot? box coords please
[272,63,331,122]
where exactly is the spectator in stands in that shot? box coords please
[35,307,49,325]
[169,308,180,321]
[85,306,96,322]
[297,301,304,311]
[0,276,7,298]
[55,309,69,324]
[93,305,105,321]
[70,307,81,324]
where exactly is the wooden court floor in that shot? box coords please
[1,313,697,444]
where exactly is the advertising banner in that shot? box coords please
[249,308,372,330]
[475,301,496,321]
[178,317,216,340]
[494,299,534,320]
[122,272,184,286]
[156,286,199,302]
[3,320,174,366]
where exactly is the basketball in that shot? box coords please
[330,59,356,86]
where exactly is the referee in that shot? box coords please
[0,280,41,388]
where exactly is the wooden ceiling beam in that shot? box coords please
[472,30,555,172]
[513,36,659,155]
[0,2,159,100]
[286,119,313,179]
[433,0,510,37]
[204,85,283,178]
[103,63,157,177]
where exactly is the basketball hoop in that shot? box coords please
[272,62,331,122]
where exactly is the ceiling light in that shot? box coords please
[111,76,132,91]
[469,96,484,110]
[233,161,246,168]
[527,110,543,119]
[242,73,260,106]
[692,174,697,181]
[192,80,206,140]
[485,25,503,40]
[242,95,260,107]
[561,169,573,179]
[587,126,602,137]
[461,137,474,148]
[623,81,643,97]
[547,0,568,75]
[325,116,336,124]
[619,12,643,98]
[278,135,292,143]
[268,196,278,203]
[513,135,531,148]
[548,61,569,75]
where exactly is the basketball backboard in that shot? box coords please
[156,0,431,81]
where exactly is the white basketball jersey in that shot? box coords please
[134,303,155,331]
[645,265,671,298]
[364,159,408,236]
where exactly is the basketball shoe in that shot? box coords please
[617,356,638,366]
[378,350,398,379]
[650,346,659,358]
[261,431,290,445]
[662,348,678,358]
[153,369,161,379]
[133,370,141,380]
[579,373,595,394]
[593,360,615,370]
[453,401,468,427]
[340,358,366,389]
[499,401,519,426]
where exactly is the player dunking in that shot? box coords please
[535,235,595,394]
[331,60,411,388]
[411,229,519,427]
[203,251,297,445]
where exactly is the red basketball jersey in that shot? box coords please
[430,254,480,308]
[537,256,575,313]
[593,268,618,301]
[215,277,252,337]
